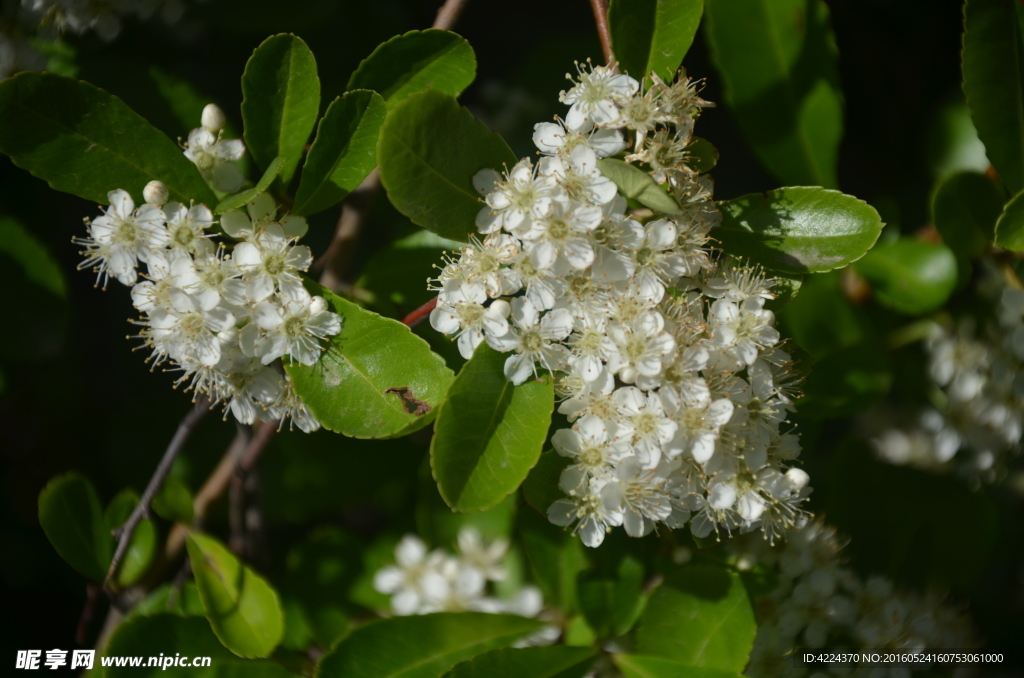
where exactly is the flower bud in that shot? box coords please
[785,467,810,491]
[201,103,226,133]
[143,180,169,206]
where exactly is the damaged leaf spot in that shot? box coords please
[385,387,432,416]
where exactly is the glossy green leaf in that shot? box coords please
[37,473,111,582]
[432,343,554,512]
[293,90,387,216]
[932,171,1003,255]
[853,238,957,314]
[577,556,646,639]
[687,137,718,174]
[285,282,454,438]
[128,582,206,620]
[714,187,883,274]
[518,509,588,615]
[704,0,842,187]
[444,646,598,678]
[764,271,802,312]
[596,158,682,214]
[377,90,517,242]
[962,0,1024,193]
[925,99,990,181]
[614,655,743,678]
[215,156,285,213]
[152,477,195,524]
[0,215,66,299]
[608,0,704,83]
[317,612,545,678]
[635,564,755,671]
[0,72,215,206]
[348,29,477,108]
[241,34,320,187]
[522,449,572,516]
[796,342,892,419]
[103,614,300,677]
[994,188,1024,251]
[185,531,284,658]
[105,490,157,587]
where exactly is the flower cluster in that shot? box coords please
[428,61,811,547]
[727,521,977,678]
[867,265,1023,484]
[373,527,545,619]
[74,105,341,431]
[23,0,188,42]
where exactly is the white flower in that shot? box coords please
[605,312,676,384]
[232,224,312,302]
[430,281,511,359]
[532,118,626,158]
[552,414,631,474]
[220,193,308,241]
[147,288,235,366]
[244,289,342,366]
[559,62,639,130]
[373,536,449,616]
[487,298,573,384]
[613,386,678,469]
[163,201,214,258]
[538,145,618,205]
[456,527,508,582]
[547,480,623,548]
[521,199,602,272]
[475,159,563,236]
[76,189,169,287]
[600,456,673,537]
[183,127,246,193]
[708,297,780,367]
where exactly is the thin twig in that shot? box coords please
[402,297,438,327]
[589,0,614,65]
[433,0,470,30]
[76,584,100,645]
[104,396,210,590]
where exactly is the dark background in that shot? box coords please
[3,0,1020,672]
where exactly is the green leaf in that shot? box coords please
[128,582,206,620]
[105,490,158,587]
[714,187,883,274]
[596,158,682,214]
[686,137,718,174]
[577,556,647,639]
[517,509,588,615]
[796,341,892,419]
[444,646,598,678]
[614,655,744,678]
[215,156,285,214]
[0,215,66,299]
[704,0,843,187]
[431,343,554,512]
[932,171,1003,255]
[522,449,572,516]
[285,282,454,438]
[635,564,756,672]
[152,477,195,524]
[103,614,301,677]
[962,0,1024,194]
[608,0,704,83]
[0,72,216,206]
[853,238,957,315]
[377,89,517,242]
[317,612,545,678]
[763,271,802,312]
[925,98,990,181]
[37,473,111,582]
[348,29,477,108]
[185,531,284,659]
[994,188,1024,251]
[241,34,320,187]
[293,90,387,216]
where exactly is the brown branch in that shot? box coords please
[401,297,438,327]
[589,0,614,65]
[76,584,100,645]
[104,396,210,591]
[433,0,470,30]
